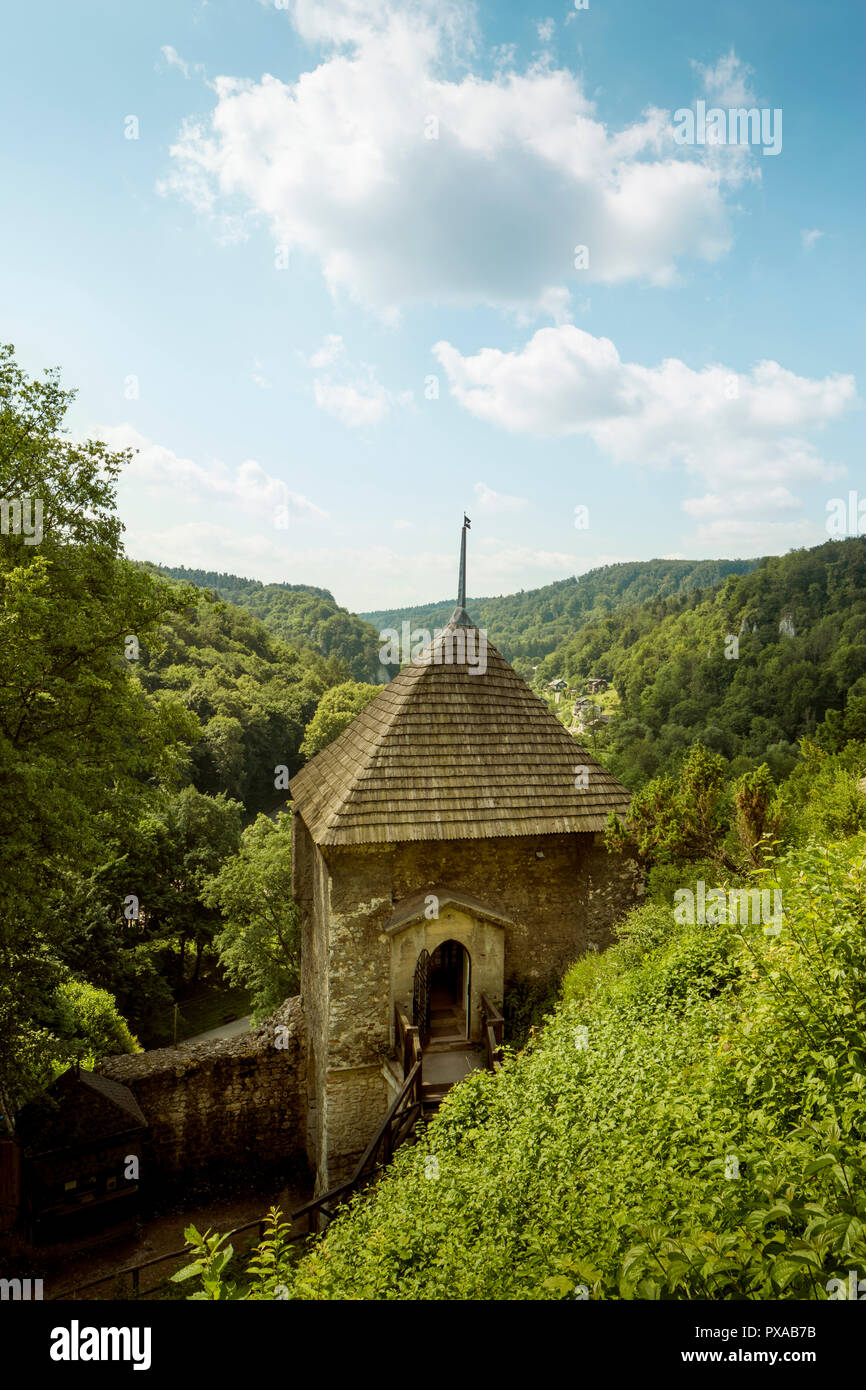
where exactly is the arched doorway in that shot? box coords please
[428,939,470,1043]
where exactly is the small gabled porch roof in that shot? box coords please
[384,886,515,937]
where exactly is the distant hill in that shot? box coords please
[360,557,760,673]
[150,565,388,683]
[145,543,866,791]
[539,537,866,787]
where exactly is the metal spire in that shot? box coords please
[451,514,472,626]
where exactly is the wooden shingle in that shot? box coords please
[290,622,632,846]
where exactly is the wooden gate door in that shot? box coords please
[413,948,431,1043]
[462,947,471,1040]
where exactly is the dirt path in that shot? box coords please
[34,1182,310,1300]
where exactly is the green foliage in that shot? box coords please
[607,743,784,875]
[732,764,783,866]
[300,680,381,758]
[776,739,866,845]
[535,539,866,787]
[49,979,140,1067]
[0,347,315,1102]
[204,813,300,1018]
[0,345,196,1106]
[645,857,723,908]
[501,977,559,1051]
[113,785,244,986]
[241,1207,297,1299]
[134,585,335,816]
[171,1224,238,1301]
[154,565,388,682]
[361,556,758,668]
[178,837,866,1301]
[172,1208,296,1300]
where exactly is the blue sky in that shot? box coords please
[1,0,863,610]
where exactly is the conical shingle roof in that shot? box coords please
[290,622,631,846]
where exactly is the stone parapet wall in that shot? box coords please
[98,997,308,1195]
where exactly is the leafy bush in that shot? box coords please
[50,979,140,1067]
[501,976,559,1050]
[176,837,866,1300]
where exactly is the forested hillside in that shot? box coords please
[0,349,362,1102]
[135,579,344,816]
[360,557,758,673]
[154,565,387,683]
[539,539,866,789]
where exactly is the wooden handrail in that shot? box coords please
[290,1056,423,1236]
[480,992,505,1071]
[395,1006,421,1077]
[479,991,504,1026]
[290,1176,359,1222]
[353,1060,421,1177]
[53,1214,274,1301]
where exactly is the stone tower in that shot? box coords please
[290,522,639,1190]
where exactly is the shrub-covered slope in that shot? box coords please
[191,838,866,1301]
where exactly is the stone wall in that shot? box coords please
[293,814,328,1182]
[322,831,643,1016]
[323,1065,391,1187]
[391,832,643,986]
[97,997,308,1200]
[299,827,642,1188]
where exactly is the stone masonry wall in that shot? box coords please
[97,997,308,1198]
[305,831,641,1187]
[392,831,642,986]
[294,814,328,1181]
[323,831,643,1027]
[323,1065,391,1188]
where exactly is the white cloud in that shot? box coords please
[130,520,297,575]
[537,18,555,42]
[162,3,751,315]
[309,334,346,368]
[433,324,857,533]
[691,49,755,108]
[471,543,632,588]
[159,45,204,80]
[802,228,824,252]
[313,376,392,427]
[100,424,328,523]
[684,49,765,186]
[689,517,822,554]
[250,358,272,389]
[306,336,411,427]
[682,486,801,519]
[474,481,528,512]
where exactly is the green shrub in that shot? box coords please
[177,837,866,1301]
